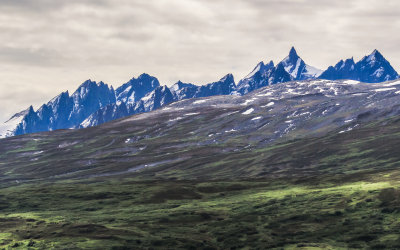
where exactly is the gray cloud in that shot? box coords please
[0,0,400,121]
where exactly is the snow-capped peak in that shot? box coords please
[0,107,32,138]
[361,49,384,64]
[320,49,399,83]
[280,47,322,80]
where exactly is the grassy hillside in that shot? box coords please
[1,173,400,249]
[5,79,400,185]
[1,109,400,183]
[2,81,400,248]
[1,117,400,248]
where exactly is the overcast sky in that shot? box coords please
[1,0,400,121]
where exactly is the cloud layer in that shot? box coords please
[1,0,400,121]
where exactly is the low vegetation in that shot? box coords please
[2,98,400,248]
[1,170,400,249]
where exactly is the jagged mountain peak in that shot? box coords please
[320,49,399,83]
[5,107,31,123]
[319,56,357,81]
[138,72,152,79]
[82,79,93,84]
[136,73,160,86]
[48,91,70,104]
[170,80,198,100]
[172,80,195,89]
[0,106,33,138]
[244,60,275,80]
[370,49,382,57]
[115,73,160,105]
[72,79,114,99]
[357,50,399,83]
[244,61,263,79]
[220,73,234,82]
[336,58,356,70]
[80,79,103,87]
[288,46,299,59]
[346,57,355,64]
[235,59,292,95]
[266,60,274,68]
[282,47,300,65]
[122,73,158,86]
[71,80,114,101]
[3,49,400,138]
[361,49,385,64]
[27,105,35,114]
[279,47,322,80]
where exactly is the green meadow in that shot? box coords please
[1,171,400,249]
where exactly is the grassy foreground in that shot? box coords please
[1,170,400,249]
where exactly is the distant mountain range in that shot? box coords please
[319,49,399,83]
[1,47,399,138]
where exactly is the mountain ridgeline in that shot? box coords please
[1,48,399,137]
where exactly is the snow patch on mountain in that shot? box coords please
[373,88,397,92]
[0,107,31,138]
[242,108,255,115]
[251,116,262,121]
[193,100,208,104]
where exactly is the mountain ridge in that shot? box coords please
[3,78,400,182]
[319,49,399,82]
[1,48,399,138]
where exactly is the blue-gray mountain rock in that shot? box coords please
[116,73,160,105]
[170,81,199,100]
[80,102,129,128]
[81,85,175,128]
[2,48,400,138]
[320,50,399,83]
[13,80,115,136]
[171,74,236,100]
[280,47,322,80]
[132,86,175,113]
[69,80,116,125]
[235,61,292,95]
[235,47,322,95]
[319,58,357,81]
[82,75,235,128]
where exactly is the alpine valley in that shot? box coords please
[2,48,400,249]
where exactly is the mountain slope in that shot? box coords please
[3,79,400,183]
[4,80,400,249]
